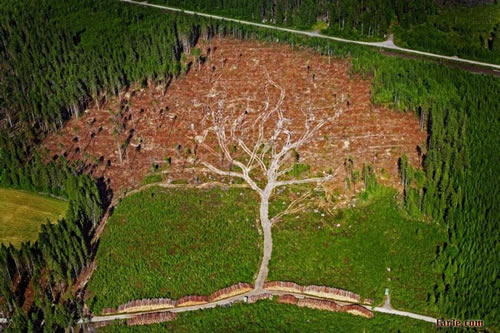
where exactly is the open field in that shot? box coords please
[98,300,435,332]
[268,186,446,316]
[43,38,425,196]
[86,187,260,313]
[0,188,68,248]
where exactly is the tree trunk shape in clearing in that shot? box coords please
[191,69,343,290]
[255,193,271,290]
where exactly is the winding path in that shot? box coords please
[121,0,500,71]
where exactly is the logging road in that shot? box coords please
[74,289,437,325]
[121,0,500,72]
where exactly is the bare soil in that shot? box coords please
[43,38,425,197]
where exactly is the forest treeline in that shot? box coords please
[0,0,498,330]
[0,136,103,330]
[156,0,499,63]
[159,0,436,38]
[0,0,202,137]
[393,68,499,325]
[0,0,203,330]
[394,3,500,64]
[234,25,500,326]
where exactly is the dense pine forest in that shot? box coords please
[0,0,498,330]
[0,144,102,330]
[156,0,499,62]
[237,27,500,326]
[394,3,500,64]
[158,0,436,38]
[0,0,196,135]
[0,0,201,330]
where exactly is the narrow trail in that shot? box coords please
[121,0,500,72]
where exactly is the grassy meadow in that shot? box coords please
[268,187,445,316]
[86,187,260,313]
[99,299,435,332]
[0,188,68,248]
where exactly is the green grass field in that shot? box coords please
[0,188,68,248]
[394,3,500,64]
[86,187,260,313]
[268,187,446,316]
[99,300,435,332]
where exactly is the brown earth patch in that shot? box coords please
[43,38,425,197]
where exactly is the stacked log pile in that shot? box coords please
[127,312,177,326]
[247,293,273,304]
[111,283,255,312]
[101,308,116,315]
[209,283,253,302]
[297,298,342,312]
[277,294,374,318]
[93,321,110,329]
[176,295,209,307]
[342,304,374,318]
[264,281,360,303]
[277,294,298,305]
[117,298,175,313]
[99,281,370,320]
[263,281,304,294]
[303,285,360,303]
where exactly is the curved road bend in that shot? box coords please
[121,0,500,72]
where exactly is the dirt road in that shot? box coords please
[74,289,437,325]
[121,0,500,72]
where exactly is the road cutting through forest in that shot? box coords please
[76,289,437,325]
[121,0,500,73]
